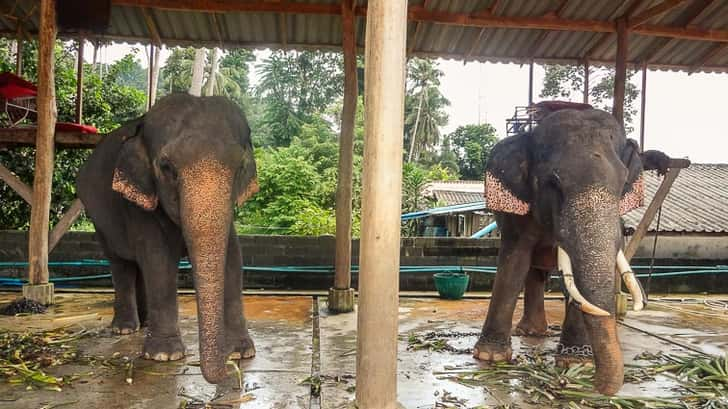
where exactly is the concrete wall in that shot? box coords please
[1,231,726,293]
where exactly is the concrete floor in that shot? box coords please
[0,291,726,408]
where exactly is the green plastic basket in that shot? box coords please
[433,272,470,300]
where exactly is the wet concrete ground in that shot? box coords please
[0,291,726,408]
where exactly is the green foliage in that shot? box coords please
[159,47,195,95]
[0,40,145,230]
[540,64,640,132]
[448,123,498,180]
[254,50,343,147]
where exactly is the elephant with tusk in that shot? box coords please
[475,108,670,395]
[77,94,259,384]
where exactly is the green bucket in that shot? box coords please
[433,272,470,300]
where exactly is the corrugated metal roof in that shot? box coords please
[427,164,728,233]
[1,0,727,72]
[623,164,728,233]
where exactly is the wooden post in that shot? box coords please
[25,0,57,305]
[356,0,407,407]
[639,64,647,151]
[15,39,23,75]
[329,0,357,313]
[75,38,84,124]
[583,60,589,104]
[613,17,628,125]
[147,44,155,110]
[527,60,534,106]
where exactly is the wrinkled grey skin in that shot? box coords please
[475,108,669,395]
[77,94,258,384]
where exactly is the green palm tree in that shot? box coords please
[405,59,449,162]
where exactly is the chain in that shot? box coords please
[556,343,593,357]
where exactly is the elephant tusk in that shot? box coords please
[557,247,611,317]
[616,250,646,312]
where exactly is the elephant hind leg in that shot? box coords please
[135,268,148,328]
[110,259,142,335]
[515,268,550,336]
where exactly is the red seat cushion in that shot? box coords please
[0,72,37,99]
[55,122,98,134]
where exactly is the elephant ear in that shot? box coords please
[235,113,259,207]
[111,124,158,211]
[619,138,644,215]
[484,132,531,215]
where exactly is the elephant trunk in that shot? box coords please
[179,158,234,384]
[561,187,623,395]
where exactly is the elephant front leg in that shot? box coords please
[514,268,550,336]
[555,301,593,368]
[137,244,185,362]
[475,216,539,362]
[224,229,256,360]
[110,259,142,335]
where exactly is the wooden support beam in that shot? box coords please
[689,42,728,73]
[141,7,162,46]
[407,0,430,56]
[15,37,22,75]
[583,60,589,103]
[527,0,572,57]
[356,0,406,407]
[612,18,628,126]
[527,61,534,105]
[638,0,717,63]
[624,167,683,261]
[27,0,57,302]
[75,38,84,124]
[111,0,728,43]
[639,64,646,150]
[0,128,101,148]
[48,199,84,254]
[628,0,689,28]
[330,0,357,313]
[0,161,33,203]
[586,0,648,58]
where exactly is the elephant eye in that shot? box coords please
[159,157,178,182]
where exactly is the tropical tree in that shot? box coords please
[540,64,640,132]
[404,58,450,163]
[254,50,343,147]
[448,123,498,180]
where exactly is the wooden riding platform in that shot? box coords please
[0,125,101,149]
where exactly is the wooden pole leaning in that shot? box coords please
[355,0,407,407]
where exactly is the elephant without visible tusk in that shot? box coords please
[557,247,646,316]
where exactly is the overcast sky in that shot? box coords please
[101,44,727,164]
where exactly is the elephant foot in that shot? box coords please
[143,334,186,361]
[514,319,549,337]
[111,315,140,335]
[473,336,512,362]
[555,343,594,368]
[227,335,256,360]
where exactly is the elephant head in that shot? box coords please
[485,108,646,395]
[111,94,258,383]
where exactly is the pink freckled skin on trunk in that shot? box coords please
[179,158,233,384]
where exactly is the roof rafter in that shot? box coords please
[585,0,648,59]
[140,7,161,46]
[628,0,690,28]
[527,0,573,57]
[689,42,728,73]
[407,0,431,56]
[464,0,503,60]
[639,0,717,63]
